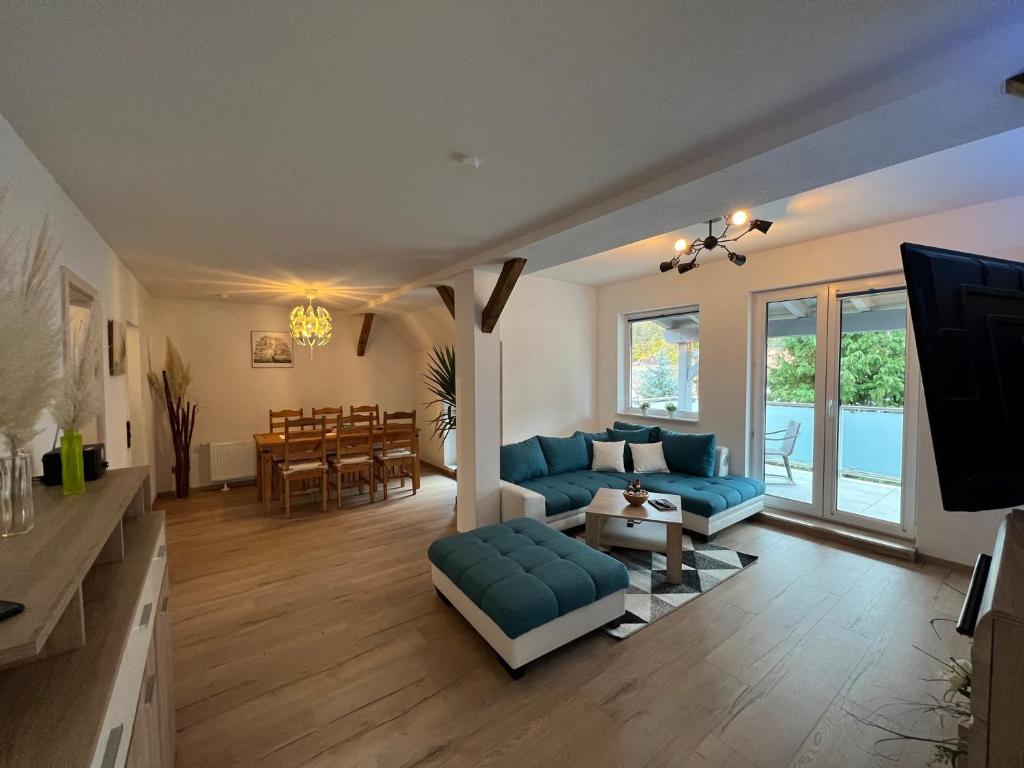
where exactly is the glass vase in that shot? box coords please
[1,450,34,536]
[61,430,86,496]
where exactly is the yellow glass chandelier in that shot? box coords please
[290,289,332,357]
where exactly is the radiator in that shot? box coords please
[208,440,256,482]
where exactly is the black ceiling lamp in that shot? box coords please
[660,210,773,275]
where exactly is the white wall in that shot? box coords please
[392,274,599,466]
[596,195,1024,565]
[148,297,418,492]
[0,111,154,488]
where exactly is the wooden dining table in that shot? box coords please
[253,427,420,511]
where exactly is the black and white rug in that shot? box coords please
[586,536,758,639]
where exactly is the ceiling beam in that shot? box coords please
[1007,72,1024,99]
[356,313,374,356]
[436,285,455,318]
[481,258,527,334]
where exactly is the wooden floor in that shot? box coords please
[164,472,970,768]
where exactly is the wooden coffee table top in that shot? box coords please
[587,487,683,525]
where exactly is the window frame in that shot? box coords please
[619,305,701,422]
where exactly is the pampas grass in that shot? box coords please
[50,315,102,432]
[0,191,62,451]
[147,338,192,403]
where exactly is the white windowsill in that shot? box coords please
[616,411,699,425]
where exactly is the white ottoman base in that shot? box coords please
[431,565,625,675]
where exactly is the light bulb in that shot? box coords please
[673,237,688,252]
[729,210,748,227]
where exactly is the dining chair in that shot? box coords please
[275,416,328,517]
[331,414,376,507]
[374,410,419,499]
[349,404,380,424]
[269,408,303,433]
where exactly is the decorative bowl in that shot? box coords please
[623,490,648,506]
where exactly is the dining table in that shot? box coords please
[253,427,420,511]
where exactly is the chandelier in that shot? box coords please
[290,289,332,357]
[659,210,773,275]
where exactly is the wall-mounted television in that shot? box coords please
[901,243,1024,512]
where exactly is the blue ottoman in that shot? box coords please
[428,517,628,677]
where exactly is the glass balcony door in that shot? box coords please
[752,277,918,538]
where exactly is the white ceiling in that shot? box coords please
[0,2,1022,310]
[537,127,1024,286]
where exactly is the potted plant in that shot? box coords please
[639,401,650,417]
[423,345,456,444]
[665,403,678,418]
[148,340,197,499]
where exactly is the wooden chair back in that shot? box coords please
[334,414,374,462]
[381,410,417,455]
[312,406,344,420]
[270,408,303,433]
[349,404,380,425]
[282,416,327,469]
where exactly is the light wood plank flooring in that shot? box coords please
[164,472,970,768]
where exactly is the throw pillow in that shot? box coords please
[613,421,662,441]
[606,427,656,472]
[630,441,670,473]
[499,436,549,484]
[574,430,610,463]
[591,440,626,472]
[660,429,717,477]
[537,433,589,474]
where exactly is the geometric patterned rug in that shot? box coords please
[582,535,758,639]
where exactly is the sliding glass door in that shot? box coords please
[752,277,917,538]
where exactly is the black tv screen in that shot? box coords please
[901,243,1024,512]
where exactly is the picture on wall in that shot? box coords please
[251,331,294,368]
[108,319,127,375]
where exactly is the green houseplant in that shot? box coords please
[639,401,651,416]
[665,403,678,417]
[422,345,456,444]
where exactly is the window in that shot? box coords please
[625,308,700,418]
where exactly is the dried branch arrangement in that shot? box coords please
[148,339,196,498]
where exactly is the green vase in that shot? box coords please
[61,430,86,495]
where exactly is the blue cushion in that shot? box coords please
[537,433,589,474]
[660,429,716,477]
[500,436,549,483]
[574,430,609,463]
[595,471,765,517]
[613,421,662,441]
[518,470,630,516]
[606,427,657,472]
[428,517,628,638]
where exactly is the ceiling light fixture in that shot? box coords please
[289,288,332,358]
[659,211,773,276]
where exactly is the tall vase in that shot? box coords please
[61,430,86,496]
[1,450,34,536]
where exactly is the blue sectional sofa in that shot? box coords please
[499,422,766,536]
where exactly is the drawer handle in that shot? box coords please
[156,543,166,559]
[100,724,123,768]
[138,602,153,629]
[160,595,169,614]
[144,673,157,705]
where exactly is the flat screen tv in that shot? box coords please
[901,243,1024,512]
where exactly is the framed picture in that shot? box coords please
[251,331,294,368]
[108,319,127,376]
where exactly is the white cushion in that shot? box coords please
[591,440,625,472]
[333,454,370,466]
[282,460,324,475]
[630,441,670,473]
[383,449,414,458]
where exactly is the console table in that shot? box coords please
[0,467,174,768]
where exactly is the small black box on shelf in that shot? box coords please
[41,443,109,486]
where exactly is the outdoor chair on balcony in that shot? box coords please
[765,420,801,483]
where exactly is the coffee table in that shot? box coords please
[585,487,685,584]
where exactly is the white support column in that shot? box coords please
[453,269,501,531]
